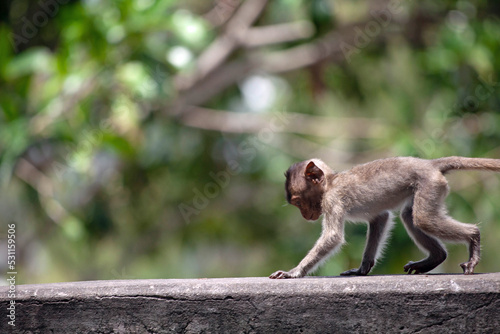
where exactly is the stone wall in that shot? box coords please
[1,273,499,333]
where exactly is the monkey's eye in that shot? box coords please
[292,199,302,208]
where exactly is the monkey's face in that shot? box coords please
[285,160,326,221]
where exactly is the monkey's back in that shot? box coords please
[331,157,435,221]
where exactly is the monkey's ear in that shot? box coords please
[305,161,324,184]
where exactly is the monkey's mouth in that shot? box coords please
[304,213,320,221]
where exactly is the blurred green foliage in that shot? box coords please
[1,0,500,284]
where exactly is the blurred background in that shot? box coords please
[1,0,500,284]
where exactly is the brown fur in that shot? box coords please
[270,156,500,279]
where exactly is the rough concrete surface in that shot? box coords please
[1,273,499,333]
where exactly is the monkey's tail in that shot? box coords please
[432,156,500,174]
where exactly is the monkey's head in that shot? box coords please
[285,159,332,221]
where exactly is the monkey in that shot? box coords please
[269,156,500,279]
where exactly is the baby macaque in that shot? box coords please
[270,156,500,279]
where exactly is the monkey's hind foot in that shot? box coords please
[403,261,438,275]
[460,261,477,275]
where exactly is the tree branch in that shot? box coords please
[14,158,70,224]
[241,21,315,48]
[172,0,422,114]
[178,106,387,139]
[173,19,389,111]
[176,0,269,92]
[203,0,241,27]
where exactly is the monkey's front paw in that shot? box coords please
[269,270,302,279]
[341,260,373,276]
[269,270,290,279]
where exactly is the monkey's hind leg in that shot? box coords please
[400,205,448,274]
[420,214,480,274]
[411,176,481,274]
[459,224,480,275]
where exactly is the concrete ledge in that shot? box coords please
[2,273,499,333]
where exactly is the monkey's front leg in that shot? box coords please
[269,228,344,279]
[341,212,392,276]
